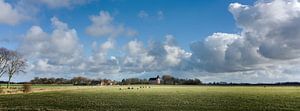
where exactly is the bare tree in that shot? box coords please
[0,48,10,78]
[71,76,91,85]
[6,51,26,88]
[162,75,174,84]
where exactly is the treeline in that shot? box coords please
[120,75,202,85]
[30,77,116,85]
[121,78,149,85]
[206,82,300,86]
[28,75,203,85]
[30,77,71,84]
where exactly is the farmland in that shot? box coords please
[0,85,300,111]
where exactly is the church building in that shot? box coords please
[149,75,160,84]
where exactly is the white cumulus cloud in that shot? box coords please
[86,11,138,38]
[35,0,89,8]
[19,17,83,74]
[0,0,27,25]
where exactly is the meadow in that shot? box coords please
[0,85,299,111]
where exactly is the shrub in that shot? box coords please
[22,84,32,93]
[10,87,17,89]
[0,87,3,94]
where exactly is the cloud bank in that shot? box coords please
[189,0,300,82]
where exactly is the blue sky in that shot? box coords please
[1,0,253,51]
[1,0,300,83]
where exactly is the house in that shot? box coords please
[100,79,116,86]
[149,75,160,84]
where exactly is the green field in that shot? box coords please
[0,85,300,111]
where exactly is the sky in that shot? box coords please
[1,0,300,83]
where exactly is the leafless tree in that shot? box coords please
[6,51,26,88]
[162,75,174,84]
[0,48,10,79]
[71,76,91,85]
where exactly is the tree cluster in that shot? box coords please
[162,75,202,85]
[0,47,26,88]
[30,77,71,84]
[30,76,115,86]
[120,78,149,85]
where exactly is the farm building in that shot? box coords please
[149,75,161,84]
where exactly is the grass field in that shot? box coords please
[0,85,300,111]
